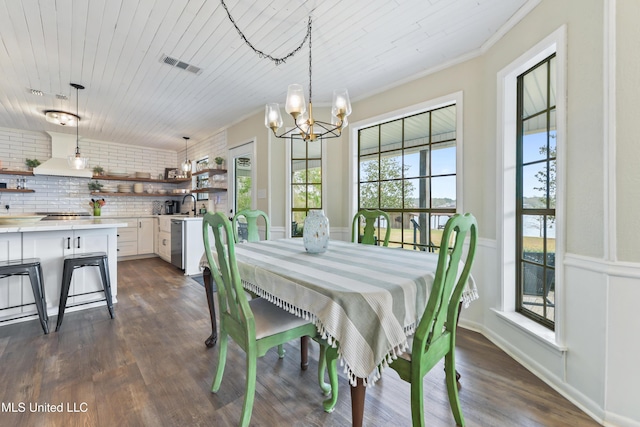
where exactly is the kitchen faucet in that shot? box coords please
[182,194,197,216]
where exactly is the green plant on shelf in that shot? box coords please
[92,165,105,175]
[88,180,104,192]
[25,158,41,169]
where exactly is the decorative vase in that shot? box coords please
[93,207,101,216]
[303,210,329,254]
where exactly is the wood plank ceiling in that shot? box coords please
[0,0,533,151]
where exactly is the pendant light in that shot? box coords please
[68,83,88,169]
[181,136,191,172]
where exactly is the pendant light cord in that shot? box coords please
[219,0,311,66]
[75,85,79,154]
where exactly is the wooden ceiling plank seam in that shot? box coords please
[110,0,181,132]
[92,2,180,140]
[168,0,220,61]
[70,0,89,90]
[90,0,144,136]
[2,1,35,93]
[39,0,63,99]
[53,0,73,100]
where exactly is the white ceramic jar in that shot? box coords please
[303,210,329,254]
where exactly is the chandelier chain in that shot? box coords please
[220,0,311,66]
[308,17,312,104]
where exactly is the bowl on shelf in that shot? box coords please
[157,189,167,194]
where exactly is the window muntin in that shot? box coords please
[357,105,457,251]
[516,54,556,329]
[291,138,322,237]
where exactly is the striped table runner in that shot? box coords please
[201,238,477,386]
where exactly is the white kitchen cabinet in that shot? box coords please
[22,228,116,310]
[157,216,172,262]
[117,217,156,258]
[138,218,155,254]
[117,219,138,257]
[0,233,24,320]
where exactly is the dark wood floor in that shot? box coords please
[0,257,599,426]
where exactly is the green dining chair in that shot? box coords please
[351,209,391,246]
[387,213,477,427]
[203,212,332,427]
[232,209,270,243]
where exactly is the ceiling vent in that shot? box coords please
[160,54,202,75]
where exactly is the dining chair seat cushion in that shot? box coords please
[249,298,313,339]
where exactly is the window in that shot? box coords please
[357,104,457,250]
[195,157,209,201]
[516,54,556,329]
[291,138,322,237]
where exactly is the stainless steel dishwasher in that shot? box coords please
[171,219,184,269]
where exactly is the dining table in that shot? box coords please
[200,238,478,426]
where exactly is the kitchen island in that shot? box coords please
[0,218,126,327]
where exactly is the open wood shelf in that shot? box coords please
[193,168,227,177]
[191,188,227,194]
[93,175,191,184]
[0,188,35,193]
[91,192,185,197]
[0,169,35,176]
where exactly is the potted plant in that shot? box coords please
[214,157,225,169]
[89,198,106,216]
[88,180,104,192]
[25,158,41,170]
[92,165,105,176]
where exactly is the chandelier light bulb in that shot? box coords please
[285,84,306,118]
[265,103,283,131]
[332,89,352,118]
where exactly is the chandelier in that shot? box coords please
[264,18,351,141]
[68,83,88,169]
[218,0,351,141]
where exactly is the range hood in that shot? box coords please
[33,132,93,178]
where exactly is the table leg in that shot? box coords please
[203,268,218,348]
[350,378,366,427]
[300,335,309,370]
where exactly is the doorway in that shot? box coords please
[228,141,256,219]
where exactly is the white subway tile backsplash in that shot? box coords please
[0,126,227,215]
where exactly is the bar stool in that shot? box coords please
[56,252,114,332]
[0,258,49,334]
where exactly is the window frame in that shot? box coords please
[515,54,557,329]
[348,92,464,244]
[356,105,458,250]
[496,25,566,347]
